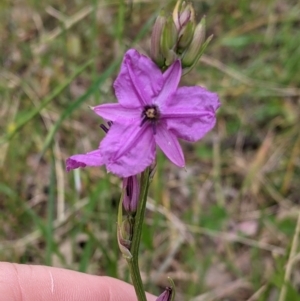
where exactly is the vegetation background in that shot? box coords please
[1,0,300,300]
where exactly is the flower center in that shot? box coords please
[143,105,159,120]
[145,107,156,119]
[141,105,160,134]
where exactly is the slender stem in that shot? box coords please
[126,168,151,301]
[126,257,147,301]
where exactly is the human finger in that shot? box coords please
[0,262,157,301]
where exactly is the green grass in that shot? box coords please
[1,0,300,300]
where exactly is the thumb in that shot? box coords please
[0,262,157,301]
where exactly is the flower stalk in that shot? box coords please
[120,167,151,301]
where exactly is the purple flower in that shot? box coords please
[66,49,220,177]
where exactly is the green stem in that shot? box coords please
[126,168,151,301]
[126,257,147,301]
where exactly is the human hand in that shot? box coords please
[0,262,157,301]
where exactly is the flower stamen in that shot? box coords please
[100,121,113,133]
[100,124,110,133]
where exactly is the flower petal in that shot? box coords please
[114,49,163,108]
[154,60,182,107]
[93,103,141,122]
[155,123,185,167]
[161,86,220,141]
[66,149,104,171]
[100,122,156,177]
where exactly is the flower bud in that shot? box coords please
[122,175,140,214]
[156,287,172,301]
[120,216,134,243]
[177,20,195,52]
[117,196,133,259]
[160,15,178,61]
[182,17,211,71]
[173,1,195,32]
[156,277,176,301]
[151,11,166,67]
[117,221,133,259]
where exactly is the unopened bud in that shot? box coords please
[117,215,134,259]
[120,216,134,243]
[173,1,195,31]
[172,0,182,30]
[122,176,139,214]
[117,195,133,259]
[156,277,176,301]
[156,287,172,301]
[151,11,166,67]
[182,17,209,69]
[177,6,190,29]
[177,21,195,52]
[117,224,132,259]
[160,16,178,61]
[173,1,188,29]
